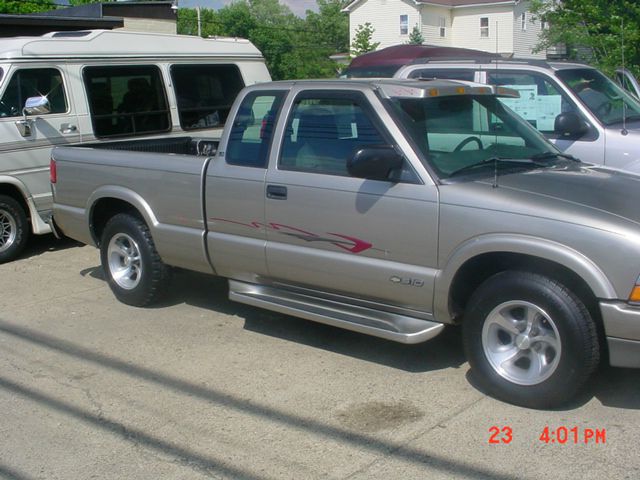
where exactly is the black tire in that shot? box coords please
[463,271,599,409]
[100,213,170,307]
[0,195,29,264]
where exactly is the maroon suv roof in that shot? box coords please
[348,44,500,68]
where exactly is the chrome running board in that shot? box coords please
[228,280,445,344]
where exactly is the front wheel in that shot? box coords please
[0,195,29,264]
[100,213,170,307]
[463,271,600,409]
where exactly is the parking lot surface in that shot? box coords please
[1,237,639,479]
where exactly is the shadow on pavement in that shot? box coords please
[0,319,522,480]
[18,234,83,261]
[79,267,639,409]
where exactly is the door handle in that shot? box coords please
[60,124,77,134]
[266,185,287,200]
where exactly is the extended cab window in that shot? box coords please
[279,95,384,176]
[170,64,245,130]
[0,68,67,117]
[83,65,170,138]
[487,71,578,135]
[226,91,285,168]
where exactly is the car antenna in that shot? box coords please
[493,21,500,189]
[621,17,628,136]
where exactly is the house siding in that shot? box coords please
[512,0,544,58]
[349,0,421,50]
[420,6,452,46]
[451,5,513,55]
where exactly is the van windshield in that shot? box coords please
[556,68,640,126]
[387,94,561,180]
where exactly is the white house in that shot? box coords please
[344,0,550,59]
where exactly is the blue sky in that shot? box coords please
[178,0,319,17]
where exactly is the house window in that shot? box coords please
[480,17,489,37]
[439,17,446,37]
[400,14,408,35]
[521,12,527,31]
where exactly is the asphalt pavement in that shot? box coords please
[0,235,639,479]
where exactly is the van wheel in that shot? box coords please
[100,213,170,307]
[0,195,28,264]
[463,271,599,409]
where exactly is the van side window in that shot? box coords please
[279,95,385,177]
[170,64,245,130]
[487,71,579,135]
[83,65,170,138]
[0,68,67,117]
[226,91,285,168]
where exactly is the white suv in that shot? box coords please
[394,59,640,172]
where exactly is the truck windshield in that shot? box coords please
[387,94,559,180]
[556,68,640,126]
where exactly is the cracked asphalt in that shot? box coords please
[1,236,639,479]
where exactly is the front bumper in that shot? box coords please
[600,301,640,368]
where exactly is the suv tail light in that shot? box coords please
[50,158,57,184]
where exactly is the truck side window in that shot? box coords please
[83,65,170,138]
[487,71,578,135]
[279,96,384,176]
[0,68,67,117]
[226,91,285,168]
[170,64,245,131]
[408,69,475,81]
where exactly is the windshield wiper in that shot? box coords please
[530,151,580,162]
[448,156,546,178]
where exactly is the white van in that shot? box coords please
[0,29,271,262]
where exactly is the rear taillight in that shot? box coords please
[50,158,57,184]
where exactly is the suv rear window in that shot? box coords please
[407,69,475,81]
[171,64,245,130]
[84,65,170,138]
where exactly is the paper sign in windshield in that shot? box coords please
[499,84,562,131]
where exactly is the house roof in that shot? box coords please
[343,0,515,12]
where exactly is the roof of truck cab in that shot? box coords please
[251,78,518,98]
[0,29,264,60]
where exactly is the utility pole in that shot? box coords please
[197,6,201,37]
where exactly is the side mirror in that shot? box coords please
[347,145,403,181]
[23,96,51,116]
[554,112,588,138]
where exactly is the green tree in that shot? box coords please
[351,22,379,57]
[407,25,424,45]
[177,0,349,80]
[0,0,55,14]
[531,0,640,77]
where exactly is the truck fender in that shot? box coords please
[0,175,51,235]
[86,185,159,244]
[432,233,617,323]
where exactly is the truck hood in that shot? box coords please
[470,163,640,229]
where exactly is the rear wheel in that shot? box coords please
[0,195,28,264]
[463,271,599,409]
[100,213,170,306]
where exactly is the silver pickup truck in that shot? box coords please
[51,79,640,409]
